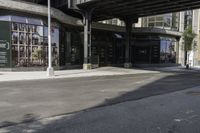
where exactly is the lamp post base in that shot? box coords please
[124,63,132,68]
[83,64,92,70]
[47,67,54,77]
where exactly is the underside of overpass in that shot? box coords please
[19,0,200,69]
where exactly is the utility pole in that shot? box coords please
[47,0,54,77]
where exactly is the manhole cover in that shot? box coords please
[186,91,200,96]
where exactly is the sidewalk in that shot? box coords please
[0,67,159,82]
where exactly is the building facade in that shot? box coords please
[101,11,200,67]
[0,0,197,71]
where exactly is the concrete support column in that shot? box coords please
[83,11,92,70]
[123,18,138,68]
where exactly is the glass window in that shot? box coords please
[44,27,48,37]
[184,10,193,29]
[11,16,26,23]
[149,23,155,27]
[27,18,43,25]
[36,26,43,36]
[10,16,60,67]
[160,37,176,63]
[12,23,18,31]
[52,27,59,66]
[156,16,164,21]
[149,17,155,22]
[43,26,59,66]
[0,15,11,21]
[12,32,18,44]
[145,13,179,30]
[156,22,163,27]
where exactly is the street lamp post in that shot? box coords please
[47,0,54,77]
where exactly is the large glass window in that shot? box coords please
[160,37,176,63]
[0,15,11,21]
[10,15,60,67]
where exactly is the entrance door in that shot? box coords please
[114,42,125,65]
[99,45,107,66]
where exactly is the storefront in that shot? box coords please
[0,15,60,69]
[0,14,179,70]
[133,35,177,65]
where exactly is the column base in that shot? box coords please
[124,63,132,68]
[83,64,92,70]
[47,67,54,77]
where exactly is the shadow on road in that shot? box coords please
[96,73,200,107]
[2,71,200,133]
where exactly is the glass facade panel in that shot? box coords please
[184,10,193,29]
[160,37,176,63]
[27,18,43,25]
[10,15,60,67]
[0,15,11,21]
[155,22,163,27]
[11,16,26,23]
[51,27,60,66]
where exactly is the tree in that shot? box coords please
[32,48,44,65]
[182,26,196,69]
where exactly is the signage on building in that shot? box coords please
[0,21,11,68]
[0,40,10,67]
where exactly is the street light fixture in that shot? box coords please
[47,0,54,77]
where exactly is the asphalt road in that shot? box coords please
[1,71,200,133]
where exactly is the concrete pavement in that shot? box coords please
[0,67,159,82]
[1,66,199,83]
[1,82,200,133]
[0,67,200,132]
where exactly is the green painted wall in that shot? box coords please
[0,21,11,68]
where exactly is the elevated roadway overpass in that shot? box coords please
[72,0,199,69]
[74,0,200,20]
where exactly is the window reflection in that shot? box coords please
[10,15,60,67]
[0,15,11,21]
[11,16,26,23]
[160,38,176,63]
